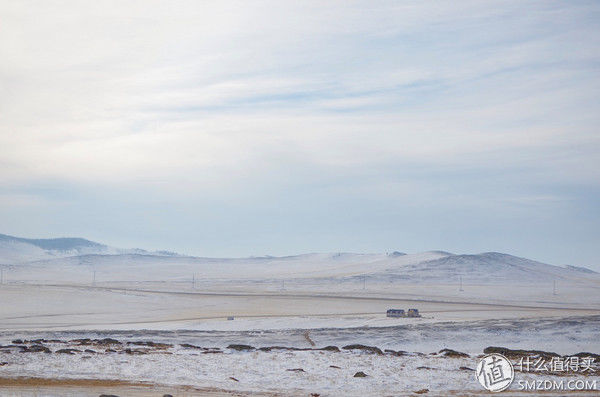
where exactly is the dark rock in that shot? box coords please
[353,371,368,377]
[97,338,121,345]
[0,362,8,366]
[329,365,341,369]
[56,348,81,355]
[99,395,120,397]
[416,366,434,370]
[123,348,147,355]
[20,345,51,353]
[259,346,285,352]
[163,395,174,397]
[84,349,97,354]
[72,338,92,345]
[318,345,340,352]
[286,368,305,372]
[11,339,23,344]
[180,343,202,349]
[1,345,23,350]
[459,366,474,371]
[202,350,223,354]
[127,341,172,349]
[483,346,559,359]
[105,349,117,353]
[229,377,239,382]
[342,344,383,355]
[385,349,407,356]
[227,344,255,351]
[414,389,429,394]
[252,345,339,352]
[259,346,310,352]
[439,348,469,358]
[12,345,28,351]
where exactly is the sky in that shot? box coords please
[0,1,599,268]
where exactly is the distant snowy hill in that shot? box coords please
[0,233,597,284]
[375,252,598,283]
[0,233,176,264]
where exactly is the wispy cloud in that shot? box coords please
[0,1,599,266]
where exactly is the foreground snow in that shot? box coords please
[1,317,599,396]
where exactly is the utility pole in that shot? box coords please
[0,268,3,285]
[362,276,366,290]
[192,274,196,289]
[281,280,285,291]
[459,276,464,292]
[553,280,557,295]
[92,270,96,286]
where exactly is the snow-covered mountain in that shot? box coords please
[375,252,598,283]
[0,233,176,264]
[0,233,597,284]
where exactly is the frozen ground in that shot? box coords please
[1,316,599,396]
[0,282,599,331]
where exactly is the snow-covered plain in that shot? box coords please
[1,317,599,396]
[0,234,599,395]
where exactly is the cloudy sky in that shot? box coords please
[1,1,599,267]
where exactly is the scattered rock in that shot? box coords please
[0,345,22,351]
[286,368,305,372]
[97,338,121,345]
[123,348,147,355]
[84,349,97,354]
[259,346,311,352]
[439,348,469,358]
[229,377,239,382]
[180,343,202,349]
[227,344,255,351]
[483,346,559,359]
[342,344,383,355]
[163,395,174,397]
[31,338,59,344]
[237,344,340,352]
[330,365,341,369]
[416,366,434,370]
[310,394,320,397]
[0,362,8,366]
[353,371,368,377]
[459,366,474,371]
[127,341,172,349]
[105,349,117,353]
[385,349,407,356]
[319,345,340,352]
[11,339,23,344]
[414,389,429,394]
[56,348,81,355]
[99,395,120,397]
[20,345,51,354]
